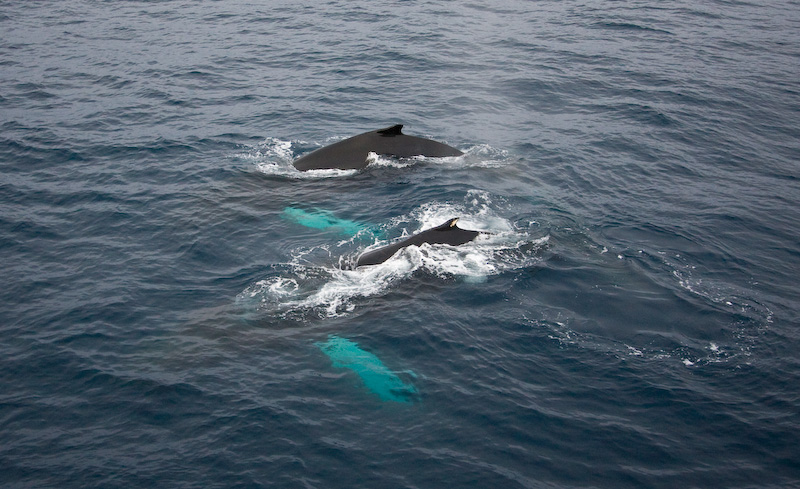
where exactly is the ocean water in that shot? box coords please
[2,0,799,487]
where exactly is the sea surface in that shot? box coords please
[2,1,799,487]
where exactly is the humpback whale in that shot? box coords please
[281,206,380,238]
[316,335,417,403]
[293,124,463,171]
[356,218,484,267]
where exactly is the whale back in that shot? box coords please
[355,218,481,267]
[293,125,463,171]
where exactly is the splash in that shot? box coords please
[234,137,357,179]
[238,196,548,318]
[237,259,416,318]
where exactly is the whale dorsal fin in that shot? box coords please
[433,218,460,231]
[377,124,404,136]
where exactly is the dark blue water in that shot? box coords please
[2,1,799,487]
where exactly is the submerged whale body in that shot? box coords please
[293,124,463,171]
[316,335,417,403]
[356,218,484,267]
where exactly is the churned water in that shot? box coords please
[2,1,799,487]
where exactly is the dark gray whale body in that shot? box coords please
[293,124,463,171]
[356,218,484,267]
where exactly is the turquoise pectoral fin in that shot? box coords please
[316,335,417,403]
[282,207,380,238]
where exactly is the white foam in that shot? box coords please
[392,191,512,234]
[240,199,548,318]
[364,152,418,169]
[232,137,358,179]
[365,144,510,170]
[237,259,416,318]
[626,345,644,356]
[237,276,301,310]
[299,259,415,317]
